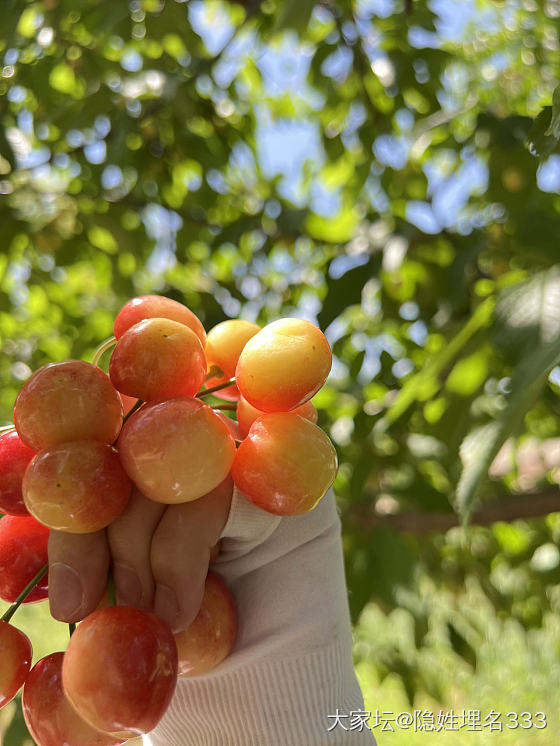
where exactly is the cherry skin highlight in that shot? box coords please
[118,398,236,504]
[232,412,338,515]
[22,652,127,746]
[236,396,317,439]
[0,515,49,603]
[0,621,32,708]
[114,294,206,347]
[109,317,206,402]
[62,606,178,736]
[0,429,35,516]
[175,572,236,677]
[235,318,332,412]
[23,441,131,533]
[13,361,123,451]
[204,320,260,400]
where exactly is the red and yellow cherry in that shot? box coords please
[0,621,32,708]
[22,652,127,746]
[214,410,241,441]
[114,294,206,348]
[232,412,337,515]
[0,428,35,516]
[22,441,131,533]
[235,318,332,412]
[118,398,236,504]
[204,320,260,400]
[175,572,236,677]
[0,515,49,603]
[62,606,178,736]
[109,318,206,402]
[236,396,317,439]
[13,361,123,451]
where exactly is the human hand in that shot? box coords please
[47,475,233,634]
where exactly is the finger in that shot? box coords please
[151,474,233,633]
[107,486,165,608]
[48,529,110,622]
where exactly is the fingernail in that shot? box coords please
[113,563,143,607]
[49,563,84,621]
[153,584,179,630]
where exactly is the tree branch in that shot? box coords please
[350,488,560,534]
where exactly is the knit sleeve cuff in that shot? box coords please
[218,484,282,554]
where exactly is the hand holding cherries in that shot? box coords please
[0,294,337,744]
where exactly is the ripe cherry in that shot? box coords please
[0,620,32,708]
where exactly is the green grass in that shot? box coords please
[355,579,560,746]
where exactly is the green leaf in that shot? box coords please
[527,107,559,158]
[306,205,360,244]
[318,255,381,330]
[445,347,489,396]
[456,340,560,524]
[273,0,315,33]
[378,298,495,430]
[87,226,118,254]
[493,266,560,358]
[49,64,85,98]
[544,83,560,139]
[446,620,477,669]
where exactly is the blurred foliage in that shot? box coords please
[1,0,560,727]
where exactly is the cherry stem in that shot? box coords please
[197,377,236,398]
[212,403,236,411]
[205,365,224,382]
[92,336,117,367]
[68,623,76,638]
[0,424,15,434]
[1,563,49,623]
[122,399,143,426]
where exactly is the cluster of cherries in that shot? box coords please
[0,295,337,744]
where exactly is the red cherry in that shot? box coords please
[0,620,32,708]
[118,398,236,504]
[0,515,49,604]
[22,441,131,534]
[175,572,236,677]
[232,413,337,515]
[113,295,206,348]
[13,361,123,451]
[109,318,206,402]
[0,429,35,516]
[62,606,178,735]
[23,652,127,746]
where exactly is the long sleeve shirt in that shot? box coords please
[143,487,376,746]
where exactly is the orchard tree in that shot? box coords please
[1,0,560,712]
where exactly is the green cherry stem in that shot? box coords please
[92,336,117,367]
[212,403,237,411]
[197,377,236,398]
[1,563,49,623]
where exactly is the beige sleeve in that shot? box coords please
[143,487,376,746]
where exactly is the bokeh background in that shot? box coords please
[1,0,560,743]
